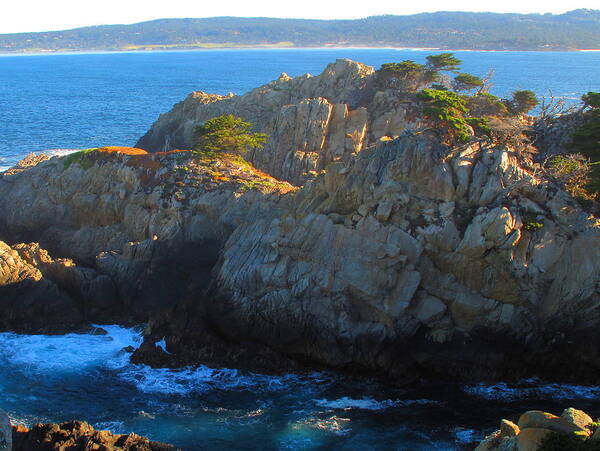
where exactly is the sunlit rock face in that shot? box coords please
[0,149,294,324]
[136,133,600,382]
[1,60,599,383]
[136,59,426,185]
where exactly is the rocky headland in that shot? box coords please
[1,60,599,391]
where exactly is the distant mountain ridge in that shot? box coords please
[1,10,600,52]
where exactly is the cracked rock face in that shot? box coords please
[1,61,599,383]
[142,133,600,382]
[136,59,425,185]
[0,149,292,326]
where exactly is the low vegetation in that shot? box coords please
[545,92,600,212]
[194,114,267,156]
[539,431,600,451]
[378,53,539,144]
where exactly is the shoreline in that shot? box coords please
[2,45,599,57]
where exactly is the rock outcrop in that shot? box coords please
[12,421,177,450]
[0,147,293,328]
[136,59,426,185]
[1,61,599,385]
[476,407,598,451]
[137,133,600,383]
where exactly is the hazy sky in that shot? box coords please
[2,0,598,33]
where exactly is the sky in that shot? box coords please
[1,0,599,33]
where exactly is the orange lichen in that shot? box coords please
[125,155,162,170]
[97,146,149,155]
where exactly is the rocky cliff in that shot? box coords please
[136,59,425,185]
[0,148,293,326]
[136,131,600,383]
[1,61,599,385]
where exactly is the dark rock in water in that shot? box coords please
[0,410,11,451]
[121,345,136,353]
[130,304,303,374]
[12,421,178,451]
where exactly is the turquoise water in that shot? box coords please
[2,49,600,449]
[1,49,599,170]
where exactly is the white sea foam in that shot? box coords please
[0,325,333,396]
[464,380,600,401]
[315,397,437,411]
[0,325,142,374]
[454,428,484,444]
[93,421,126,434]
[42,148,83,158]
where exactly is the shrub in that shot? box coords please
[510,90,539,114]
[417,89,473,142]
[539,431,600,451]
[453,73,484,92]
[466,93,509,117]
[379,60,439,91]
[194,114,267,156]
[425,53,462,72]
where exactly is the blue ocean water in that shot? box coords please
[2,49,600,449]
[1,49,600,171]
[2,326,600,450]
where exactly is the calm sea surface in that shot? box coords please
[1,49,600,449]
[1,49,599,170]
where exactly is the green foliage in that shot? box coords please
[569,92,600,199]
[467,92,509,117]
[380,60,424,75]
[582,92,600,109]
[194,114,267,156]
[522,212,544,231]
[466,117,492,135]
[453,73,484,91]
[426,53,462,72]
[539,431,600,451]
[510,90,539,114]
[379,60,439,91]
[430,83,449,91]
[417,89,474,142]
[62,148,98,169]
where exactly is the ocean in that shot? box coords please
[1,49,600,449]
[1,48,599,171]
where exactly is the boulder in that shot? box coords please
[518,410,586,434]
[516,428,553,451]
[500,419,520,438]
[560,407,593,430]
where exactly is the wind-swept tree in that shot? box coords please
[379,60,438,91]
[453,73,484,92]
[510,90,539,114]
[194,114,267,156]
[425,53,462,72]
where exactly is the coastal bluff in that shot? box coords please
[136,59,425,185]
[0,61,599,385]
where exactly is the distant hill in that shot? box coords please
[1,10,600,53]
